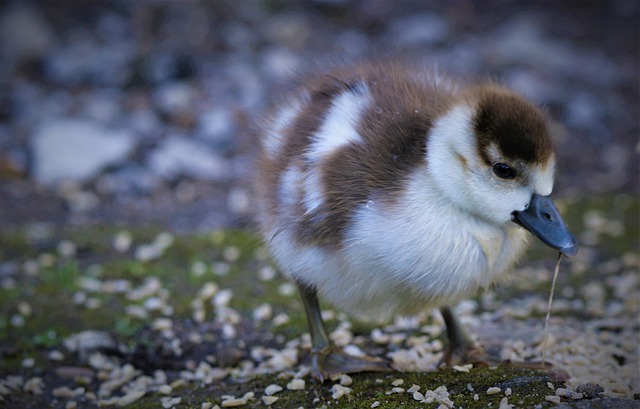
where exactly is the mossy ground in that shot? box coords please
[0,193,637,408]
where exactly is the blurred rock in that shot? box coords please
[97,165,162,196]
[197,108,234,148]
[0,3,56,76]
[488,15,618,85]
[264,13,311,49]
[153,81,196,115]
[147,135,229,181]
[31,119,136,185]
[45,33,134,87]
[80,90,123,124]
[261,47,301,80]
[128,108,162,138]
[388,12,449,46]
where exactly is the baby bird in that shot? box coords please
[254,58,577,381]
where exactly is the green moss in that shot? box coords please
[123,366,561,408]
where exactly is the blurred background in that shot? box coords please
[0,0,638,232]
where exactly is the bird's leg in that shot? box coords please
[296,281,391,382]
[439,306,490,367]
[439,306,553,370]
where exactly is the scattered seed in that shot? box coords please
[487,387,501,395]
[119,389,147,406]
[253,304,272,321]
[264,384,283,396]
[331,384,352,399]
[391,378,404,386]
[452,364,473,372]
[52,387,76,399]
[158,384,173,395]
[340,374,353,386]
[23,377,44,394]
[161,396,181,408]
[278,282,296,296]
[221,398,246,407]
[257,266,276,281]
[212,261,230,276]
[407,384,420,393]
[371,401,380,408]
[152,318,173,331]
[21,358,35,368]
[17,301,32,317]
[286,379,305,390]
[262,396,278,405]
[272,313,290,326]
[113,231,133,252]
[499,397,513,409]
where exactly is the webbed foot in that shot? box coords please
[311,345,392,382]
[439,306,559,372]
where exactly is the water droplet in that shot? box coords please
[375,106,383,114]
[414,109,420,114]
[366,200,375,209]
[393,155,398,161]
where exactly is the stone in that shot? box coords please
[31,119,135,185]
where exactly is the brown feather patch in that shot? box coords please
[469,86,553,166]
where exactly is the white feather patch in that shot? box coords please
[533,157,556,196]
[303,169,324,214]
[264,100,303,158]
[307,86,370,163]
[279,164,302,209]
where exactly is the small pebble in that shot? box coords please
[545,395,561,403]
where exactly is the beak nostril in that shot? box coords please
[543,212,553,221]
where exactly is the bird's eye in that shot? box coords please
[492,163,516,179]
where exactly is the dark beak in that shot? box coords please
[512,194,578,257]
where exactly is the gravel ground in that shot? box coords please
[0,1,638,408]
